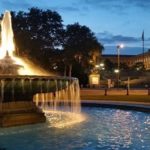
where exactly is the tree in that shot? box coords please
[11,8,64,70]
[104,59,115,72]
[63,23,103,77]
[132,62,145,71]
[130,62,145,77]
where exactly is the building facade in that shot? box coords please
[133,51,150,70]
[102,50,150,70]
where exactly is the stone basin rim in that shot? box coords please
[0,75,78,80]
[81,100,150,113]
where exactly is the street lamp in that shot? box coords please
[116,44,124,87]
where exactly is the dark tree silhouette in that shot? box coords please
[63,23,103,77]
[11,8,64,69]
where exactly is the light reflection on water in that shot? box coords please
[0,107,150,150]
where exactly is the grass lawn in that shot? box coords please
[81,95,150,104]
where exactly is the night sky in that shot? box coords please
[0,0,150,55]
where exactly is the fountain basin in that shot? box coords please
[0,101,46,127]
[0,76,80,127]
[0,75,76,102]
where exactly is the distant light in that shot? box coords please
[100,63,104,67]
[53,66,58,70]
[120,44,124,48]
[114,69,119,73]
[117,44,124,49]
[95,64,99,68]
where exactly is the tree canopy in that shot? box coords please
[64,23,103,58]
[11,8,64,65]
[62,23,104,76]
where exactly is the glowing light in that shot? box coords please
[95,64,99,68]
[114,69,119,73]
[89,74,100,85]
[117,44,124,49]
[100,63,104,67]
[120,44,124,48]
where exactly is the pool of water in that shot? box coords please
[0,107,150,150]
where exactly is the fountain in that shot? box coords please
[0,11,150,150]
[0,11,82,127]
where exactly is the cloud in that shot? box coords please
[0,0,31,11]
[48,6,80,12]
[80,0,150,13]
[83,0,150,7]
[96,31,150,46]
[110,35,139,43]
[133,0,150,9]
[0,0,81,14]
[1,0,150,14]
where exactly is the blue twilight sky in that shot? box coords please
[0,0,150,55]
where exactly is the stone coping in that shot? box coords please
[0,75,77,80]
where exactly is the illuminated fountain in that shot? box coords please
[0,11,84,127]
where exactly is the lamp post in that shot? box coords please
[116,44,124,88]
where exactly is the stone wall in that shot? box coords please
[0,101,46,127]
